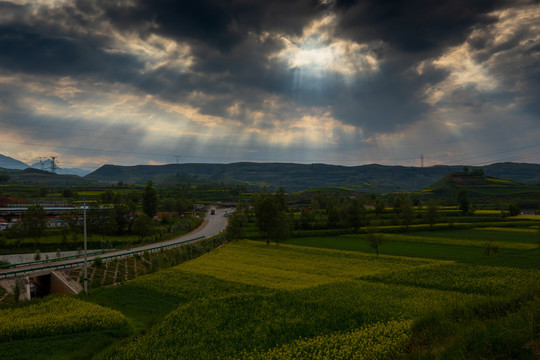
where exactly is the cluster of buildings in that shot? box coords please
[0,202,77,231]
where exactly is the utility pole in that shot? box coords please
[421,154,424,168]
[50,156,57,195]
[37,157,47,171]
[83,200,88,295]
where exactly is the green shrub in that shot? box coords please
[92,257,103,268]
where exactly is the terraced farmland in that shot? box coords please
[4,222,540,359]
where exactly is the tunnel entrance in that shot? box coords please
[28,271,82,299]
[30,274,51,298]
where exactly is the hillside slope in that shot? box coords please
[85,162,540,192]
[0,167,90,186]
[0,154,29,170]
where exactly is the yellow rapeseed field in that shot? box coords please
[0,295,132,341]
[179,240,435,289]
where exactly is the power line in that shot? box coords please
[50,156,57,194]
[472,151,540,166]
[446,143,540,165]
[2,136,540,168]
[0,138,420,164]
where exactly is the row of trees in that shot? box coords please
[224,191,440,246]
[225,189,497,245]
[299,194,437,231]
[91,180,196,219]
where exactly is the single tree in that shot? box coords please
[62,188,74,198]
[253,192,291,244]
[275,187,287,211]
[65,209,81,242]
[269,211,292,245]
[400,197,415,229]
[114,203,129,235]
[124,199,138,233]
[457,189,470,213]
[508,202,520,217]
[253,193,280,243]
[392,196,402,216]
[484,233,499,256]
[484,241,499,256]
[311,192,329,212]
[174,197,190,216]
[326,205,340,229]
[100,190,115,203]
[23,204,47,248]
[60,213,70,244]
[92,256,103,268]
[226,212,247,241]
[375,198,385,221]
[347,197,366,232]
[98,208,118,243]
[142,180,158,218]
[86,203,102,240]
[425,199,439,228]
[132,214,154,241]
[299,208,315,230]
[366,232,385,257]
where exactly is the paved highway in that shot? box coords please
[0,208,231,279]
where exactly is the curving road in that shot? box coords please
[0,208,231,279]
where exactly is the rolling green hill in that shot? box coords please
[85,162,540,193]
[0,167,90,187]
[424,171,540,206]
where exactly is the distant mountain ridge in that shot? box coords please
[85,162,540,192]
[0,167,91,186]
[29,159,91,177]
[0,154,29,170]
[0,154,92,176]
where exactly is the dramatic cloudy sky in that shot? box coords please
[0,0,539,170]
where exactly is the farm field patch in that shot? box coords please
[179,240,434,289]
[5,222,540,359]
[377,233,536,250]
[110,276,490,359]
[0,295,132,342]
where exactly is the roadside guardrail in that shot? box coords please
[0,235,205,279]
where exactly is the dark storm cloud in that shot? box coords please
[468,9,540,114]
[0,2,144,81]
[0,0,539,160]
[334,0,511,56]
[0,25,141,79]
[0,0,331,125]
[98,0,326,52]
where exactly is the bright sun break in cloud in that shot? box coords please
[274,14,379,79]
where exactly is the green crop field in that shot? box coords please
[4,221,540,359]
[108,244,494,360]
[0,296,132,342]
[0,296,133,359]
